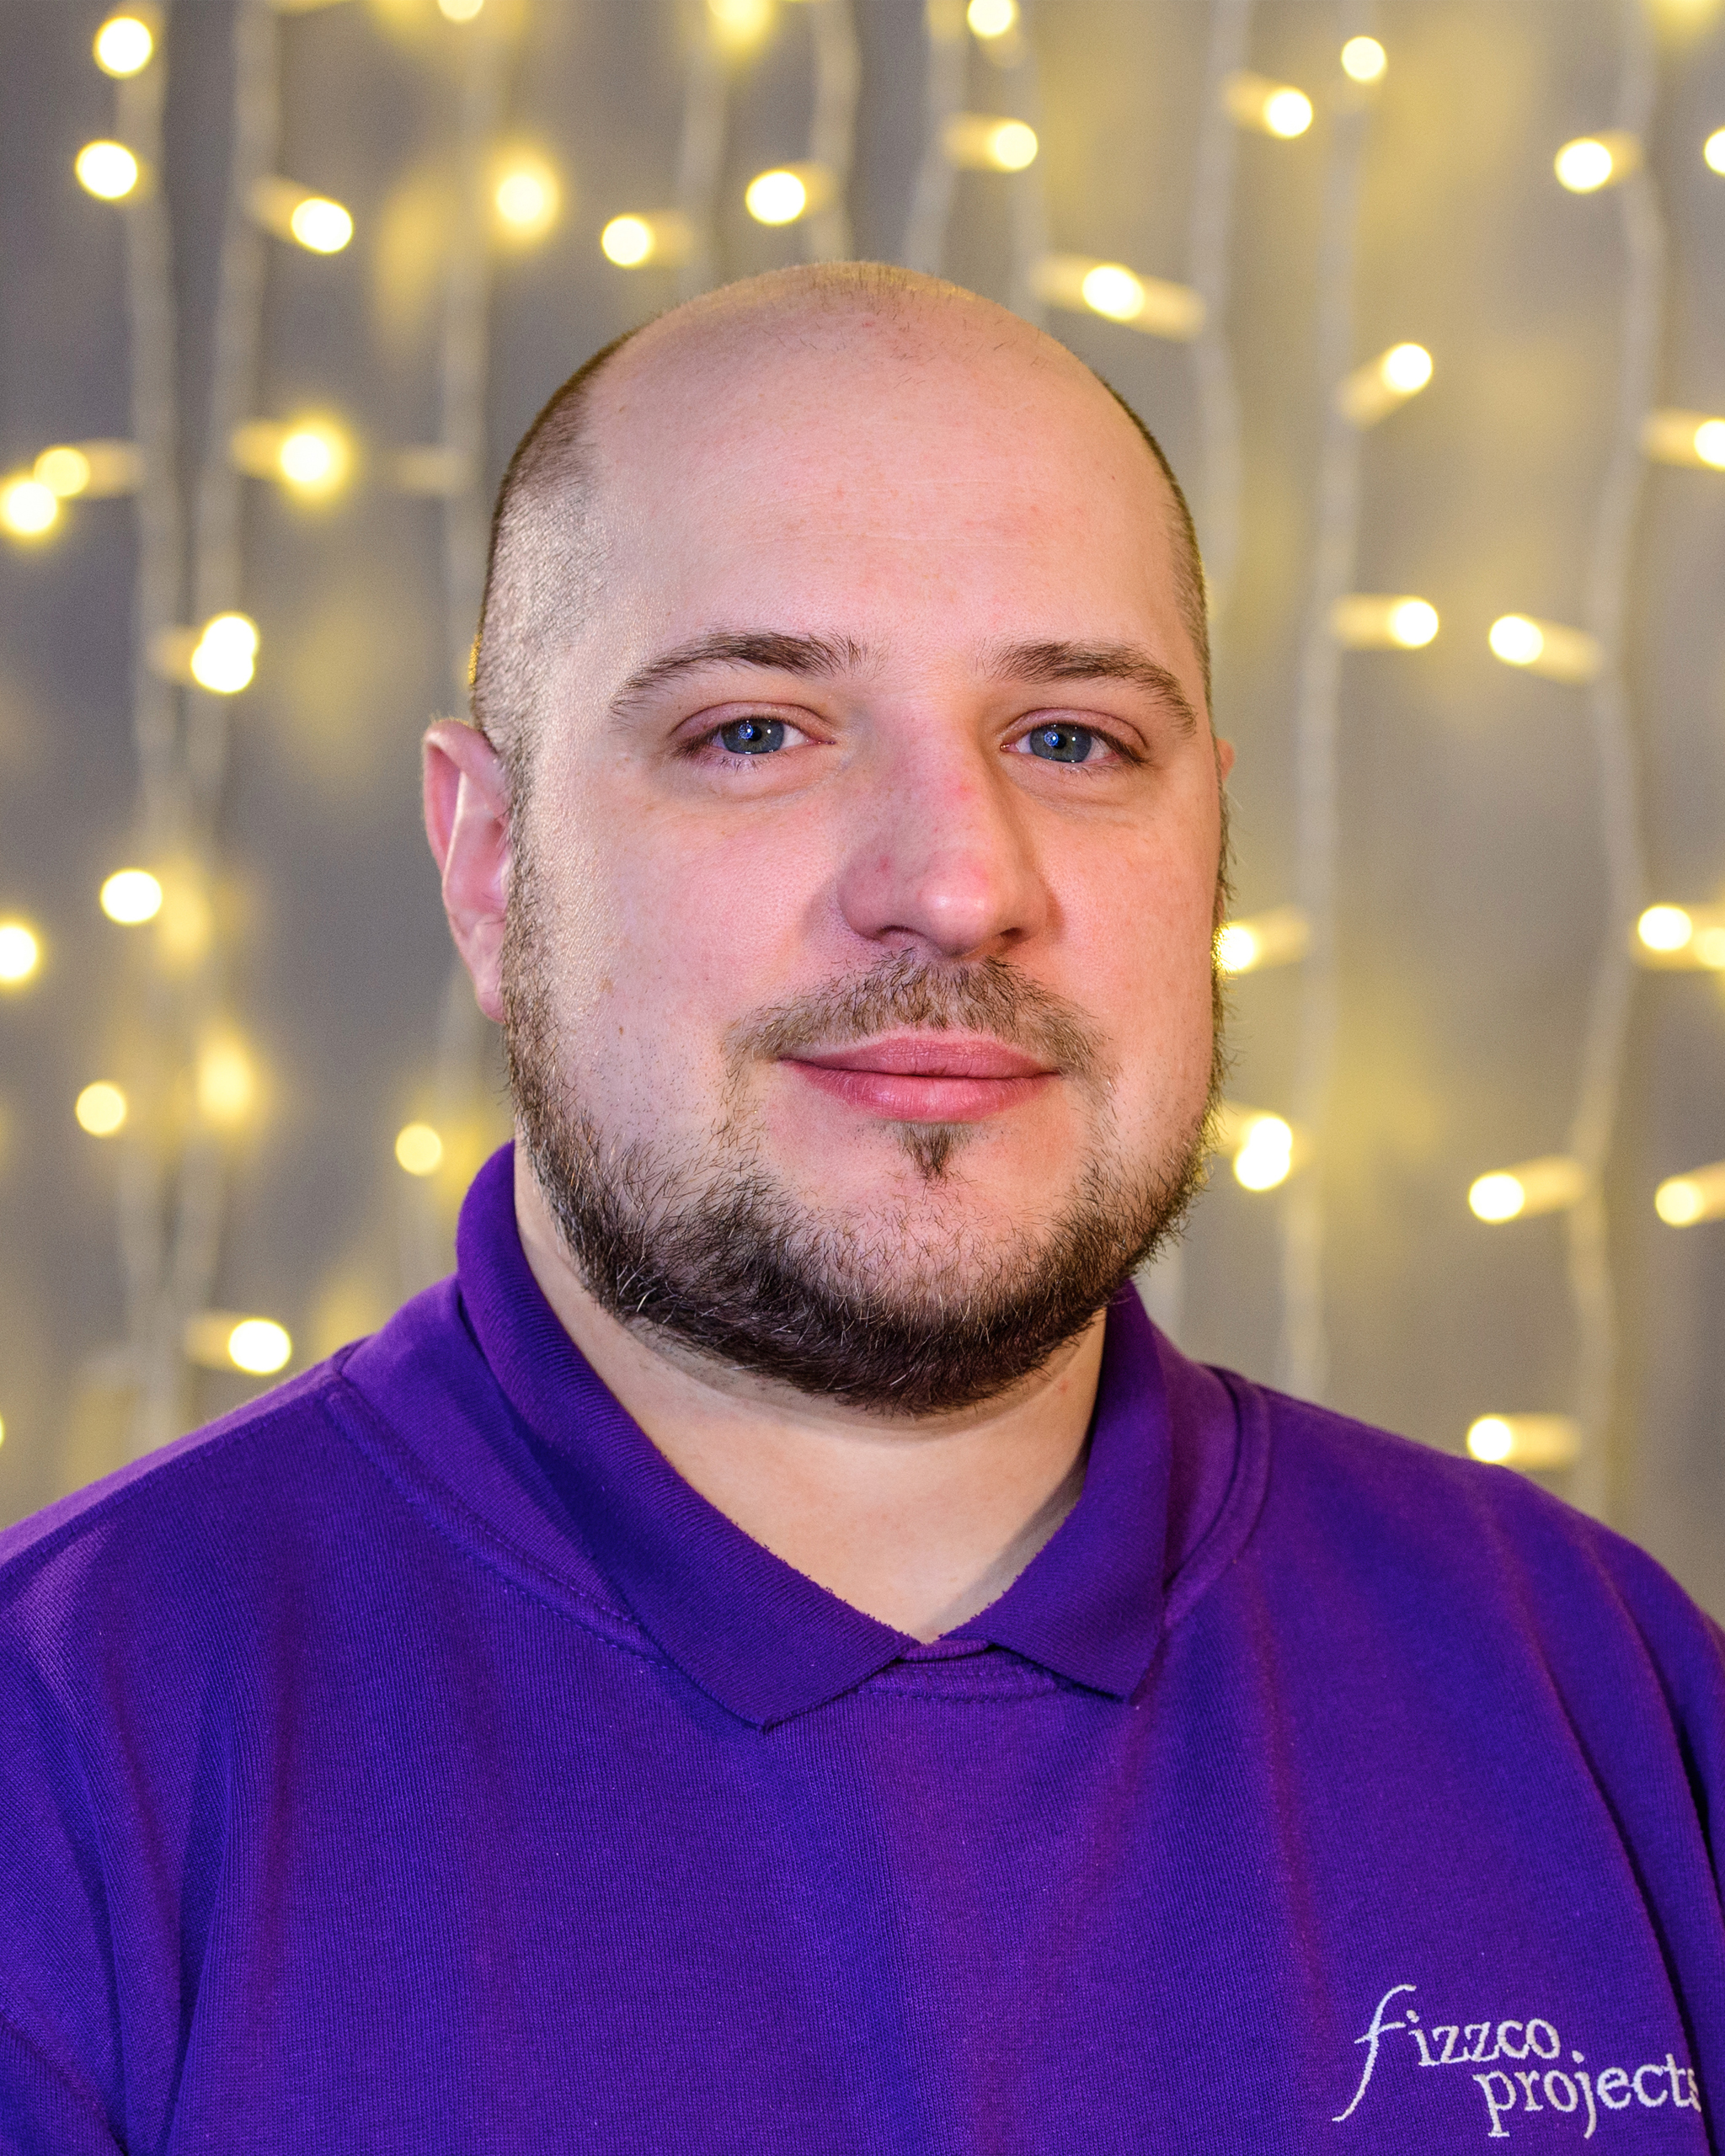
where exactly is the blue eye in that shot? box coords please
[1026,723,1097,764]
[718,717,787,755]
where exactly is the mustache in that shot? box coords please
[725,951,1108,1082]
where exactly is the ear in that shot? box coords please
[424,718,511,1024]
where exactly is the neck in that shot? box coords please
[512,1153,1105,1641]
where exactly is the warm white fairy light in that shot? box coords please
[1487,613,1602,684]
[188,613,259,694]
[1655,1162,1725,1226]
[1224,72,1314,139]
[1334,342,1433,426]
[248,176,352,253]
[1555,132,1641,192]
[1340,36,1386,83]
[1633,903,1725,969]
[601,211,696,267]
[1233,1114,1296,1191]
[1211,1102,1302,1192]
[100,869,163,924]
[0,921,42,987]
[1329,594,1439,648]
[1215,905,1311,976]
[1642,408,1725,468]
[494,155,561,242]
[230,417,351,498]
[941,115,1039,171]
[0,477,60,539]
[184,1312,291,1374]
[94,13,156,75]
[967,0,1017,35]
[75,1082,129,1137]
[395,1122,445,1177]
[1467,1155,1589,1224]
[77,141,141,200]
[1466,1415,1579,1470]
[707,0,774,51]
[1029,254,1204,339]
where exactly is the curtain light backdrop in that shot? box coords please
[1,0,1722,1614]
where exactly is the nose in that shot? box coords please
[832,732,1049,961]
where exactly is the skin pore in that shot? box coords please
[425,270,1232,1641]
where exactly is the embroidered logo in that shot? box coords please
[1333,1983,1704,2138]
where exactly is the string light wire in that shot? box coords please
[110,3,186,1449]
[674,0,729,300]
[1138,0,1254,1350]
[404,5,525,1295]
[903,0,968,275]
[1278,0,1377,1401]
[1184,0,1252,626]
[801,0,859,262]
[1564,0,1661,1519]
[1003,1,1048,323]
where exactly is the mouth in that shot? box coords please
[782,1031,1059,1123]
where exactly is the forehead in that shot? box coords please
[578,307,1185,654]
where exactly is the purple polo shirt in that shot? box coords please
[2,1144,1721,2152]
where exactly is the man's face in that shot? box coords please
[503,312,1229,1412]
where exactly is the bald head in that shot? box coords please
[471,263,1209,798]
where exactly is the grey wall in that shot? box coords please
[0,0,1720,1613]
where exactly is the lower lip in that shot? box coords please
[786,1063,1055,1123]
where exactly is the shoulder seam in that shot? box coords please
[0,1368,353,1583]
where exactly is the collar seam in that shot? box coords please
[1162,1364,1272,1632]
[322,1371,666,1666]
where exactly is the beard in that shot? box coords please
[502,841,1227,1418]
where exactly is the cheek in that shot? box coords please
[1055,830,1219,1107]
[543,782,833,1098]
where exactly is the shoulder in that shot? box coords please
[0,1356,366,1674]
[1231,1372,1725,1727]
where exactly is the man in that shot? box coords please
[2,264,1720,2153]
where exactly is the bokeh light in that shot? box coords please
[0,921,41,987]
[745,168,809,224]
[395,1122,445,1177]
[289,196,353,253]
[227,1318,292,1374]
[75,1083,128,1137]
[967,0,1017,35]
[1340,36,1386,83]
[494,156,560,242]
[190,613,259,694]
[0,477,59,540]
[76,141,140,200]
[93,13,153,75]
[100,869,163,925]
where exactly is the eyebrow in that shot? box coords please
[608,628,1200,738]
[981,639,1201,739]
[610,631,870,713]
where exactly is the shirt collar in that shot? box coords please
[457,1144,1172,1728]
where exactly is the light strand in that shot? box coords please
[673,0,729,300]
[1003,1,1048,323]
[1278,0,1378,1402]
[1184,0,1253,625]
[110,0,190,1457]
[1135,0,1253,1349]
[902,0,968,275]
[799,0,859,263]
[1562,0,1662,1520]
[403,6,523,1298]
